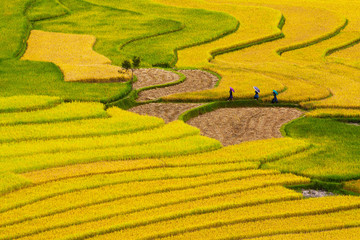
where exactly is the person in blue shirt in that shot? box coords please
[254,91,259,100]
[272,91,278,103]
[227,88,233,101]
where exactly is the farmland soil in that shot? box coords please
[129,103,204,123]
[137,69,218,101]
[133,68,180,89]
[302,189,335,198]
[186,107,303,146]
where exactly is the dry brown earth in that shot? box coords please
[187,107,304,146]
[137,69,218,101]
[128,103,204,123]
[133,69,180,89]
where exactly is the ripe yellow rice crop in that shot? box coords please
[18,137,309,183]
[10,186,301,240]
[0,170,286,225]
[251,226,360,240]
[329,33,360,62]
[162,208,360,240]
[306,108,360,118]
[0,95,61,113]
[215,3,345,63]
[0,120,199,158]
[1,135,221,173]
[3,1,360,238]
[162,137,311,166]
[261,76,330,102]
[21,30,110,64]
[0,172,31,195]
[283,32,360,62]
[21,30,131,82]
[0,107,164,143]
[84,196,360,239]
[153,0,283,68]
[0,102,107,126]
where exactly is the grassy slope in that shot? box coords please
[0,59,132,102]
[262,117,360,181]
[0,0,31,59]
[0,0,237,100]
[0,0,131,101]
[76,0,238,66]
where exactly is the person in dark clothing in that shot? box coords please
[227,88,234,101]
[272,91,278,103]
[254,91,259,100]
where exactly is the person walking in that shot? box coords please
[254,90,259,100]
[228,87,234,101]
[272,90,278,103]
[253,86,260,100]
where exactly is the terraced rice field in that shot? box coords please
[1,0,360,239]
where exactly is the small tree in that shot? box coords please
[121,60,133,81]
[132,56,141,69]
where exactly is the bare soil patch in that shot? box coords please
[187,107,303,146]
[133,69,180,89]
[129,103,203,123]
[302,189,335,198]
[137,69,218,101]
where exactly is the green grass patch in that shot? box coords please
[262,117,360,181]
[0,0,32,59]
[287,179,359,196]
[25,0,70,21]
[0,59,132,102]
[29,0,184,67]
[41,0,238,66]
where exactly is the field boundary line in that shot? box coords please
[277,18,348,56]
[64,199,360,240]
[1,185,298,240]
[138,204,360,240]
[3,123,198,159]
[0,170,277,220]
[219,223,360,240]
[0,119,163,145]
[0,172,282,228]
[0,97,62,114]
[209,15,285,61]
[169,20,240,67]
[21,154,249,184]
[324,35,360,57]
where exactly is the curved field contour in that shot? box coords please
[21,30,130,82]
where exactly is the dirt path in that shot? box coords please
[133,69,180,89]
[128,103,203,123]
[137,69,218,101]
[186,107,303,146]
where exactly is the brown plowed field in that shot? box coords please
[133,69,180,89]
[187,107,304,146]
[128,103,204,123]
[137,69,218,101]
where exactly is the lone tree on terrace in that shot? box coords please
[121,56,141,82]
